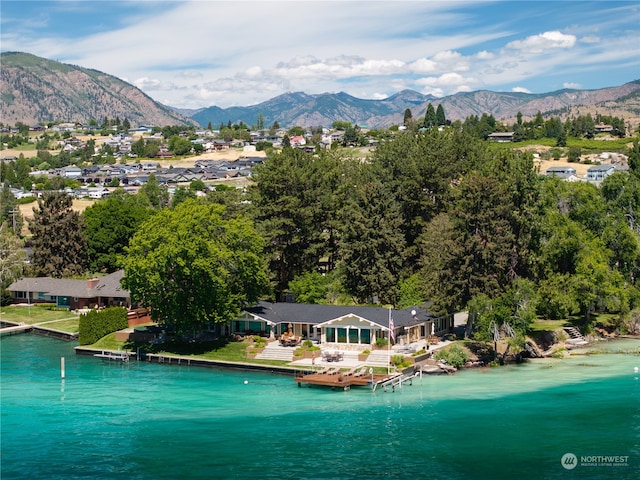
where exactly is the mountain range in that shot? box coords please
[1,52,639,129]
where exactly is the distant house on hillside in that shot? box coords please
[586,164,616,182]
[545,166,579,181]
[487,132,515,142]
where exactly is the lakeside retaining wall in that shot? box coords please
[74,346,299,376]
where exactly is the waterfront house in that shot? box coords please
[234,302,453,351]
[7,270,130,310]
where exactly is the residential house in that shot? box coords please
[586,164,616,182]
[545,166,579,181]
[7,270,130,310]
[59,165,82,178]
[487,132,515,142]
[234,302,452,351]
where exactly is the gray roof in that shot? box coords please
[587,164,615,172]
[8,270,128,299]
[244,301,435,328]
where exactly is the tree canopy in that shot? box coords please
[120,200,268,334]
[83,189,153,273]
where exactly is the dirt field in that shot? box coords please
[535,159,592,177]
[18,198,95,233]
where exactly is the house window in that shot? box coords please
[337,328,347,343]
[360,329,371,344]
[326,327,335,342]
[348,329,359,344]
[247,321,262,332]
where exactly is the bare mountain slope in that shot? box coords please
[0,52,196,126]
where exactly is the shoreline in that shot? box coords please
[74,345,303,376]
[5,324,638,376]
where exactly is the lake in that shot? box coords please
[1,334,639,479]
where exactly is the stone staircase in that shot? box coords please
[365,349,392,367]
[255,343,294,361]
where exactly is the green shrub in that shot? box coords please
[391,354,405,367]
[434,344,469,369]
[34,303,56,308]
[78,307,128,345]
[376,338,389,348]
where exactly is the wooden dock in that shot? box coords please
[294,369,393,391]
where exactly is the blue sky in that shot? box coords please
[1,1,639,109]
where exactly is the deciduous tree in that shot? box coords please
[83,190,153,272]
[121,200,268,334]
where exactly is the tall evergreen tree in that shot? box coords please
[339,168,406,305]
[250,149,345,296]
[440,172,517,310]
[423,103,437,128]
[28,192,87,277]
[403,108,413,125]
[436,104,446,126]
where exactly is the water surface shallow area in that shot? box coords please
[2,335,639,479]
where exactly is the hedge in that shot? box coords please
[78,307,128,345]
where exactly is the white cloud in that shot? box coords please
[409,58,437,74]
[512,86,532,93]
[475,50,494,60]
[273,56,406,80]
[133,77,162,90]
[580,35,600,44]
[563,82,582,89]
[506,31,576,54]
[244,66,263,78]
[416,72,474,87]
[420,86,445,97]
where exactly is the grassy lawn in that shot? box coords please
[0,306,79,325]
[529,319,569,332]
[91,333,125,351]
[41,318,80,333]
[87,335,290,366]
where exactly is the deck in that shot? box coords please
[294,368,394,391]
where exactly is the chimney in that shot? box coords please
[87,278,99,289]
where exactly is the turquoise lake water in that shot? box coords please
[1,334,639,480]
